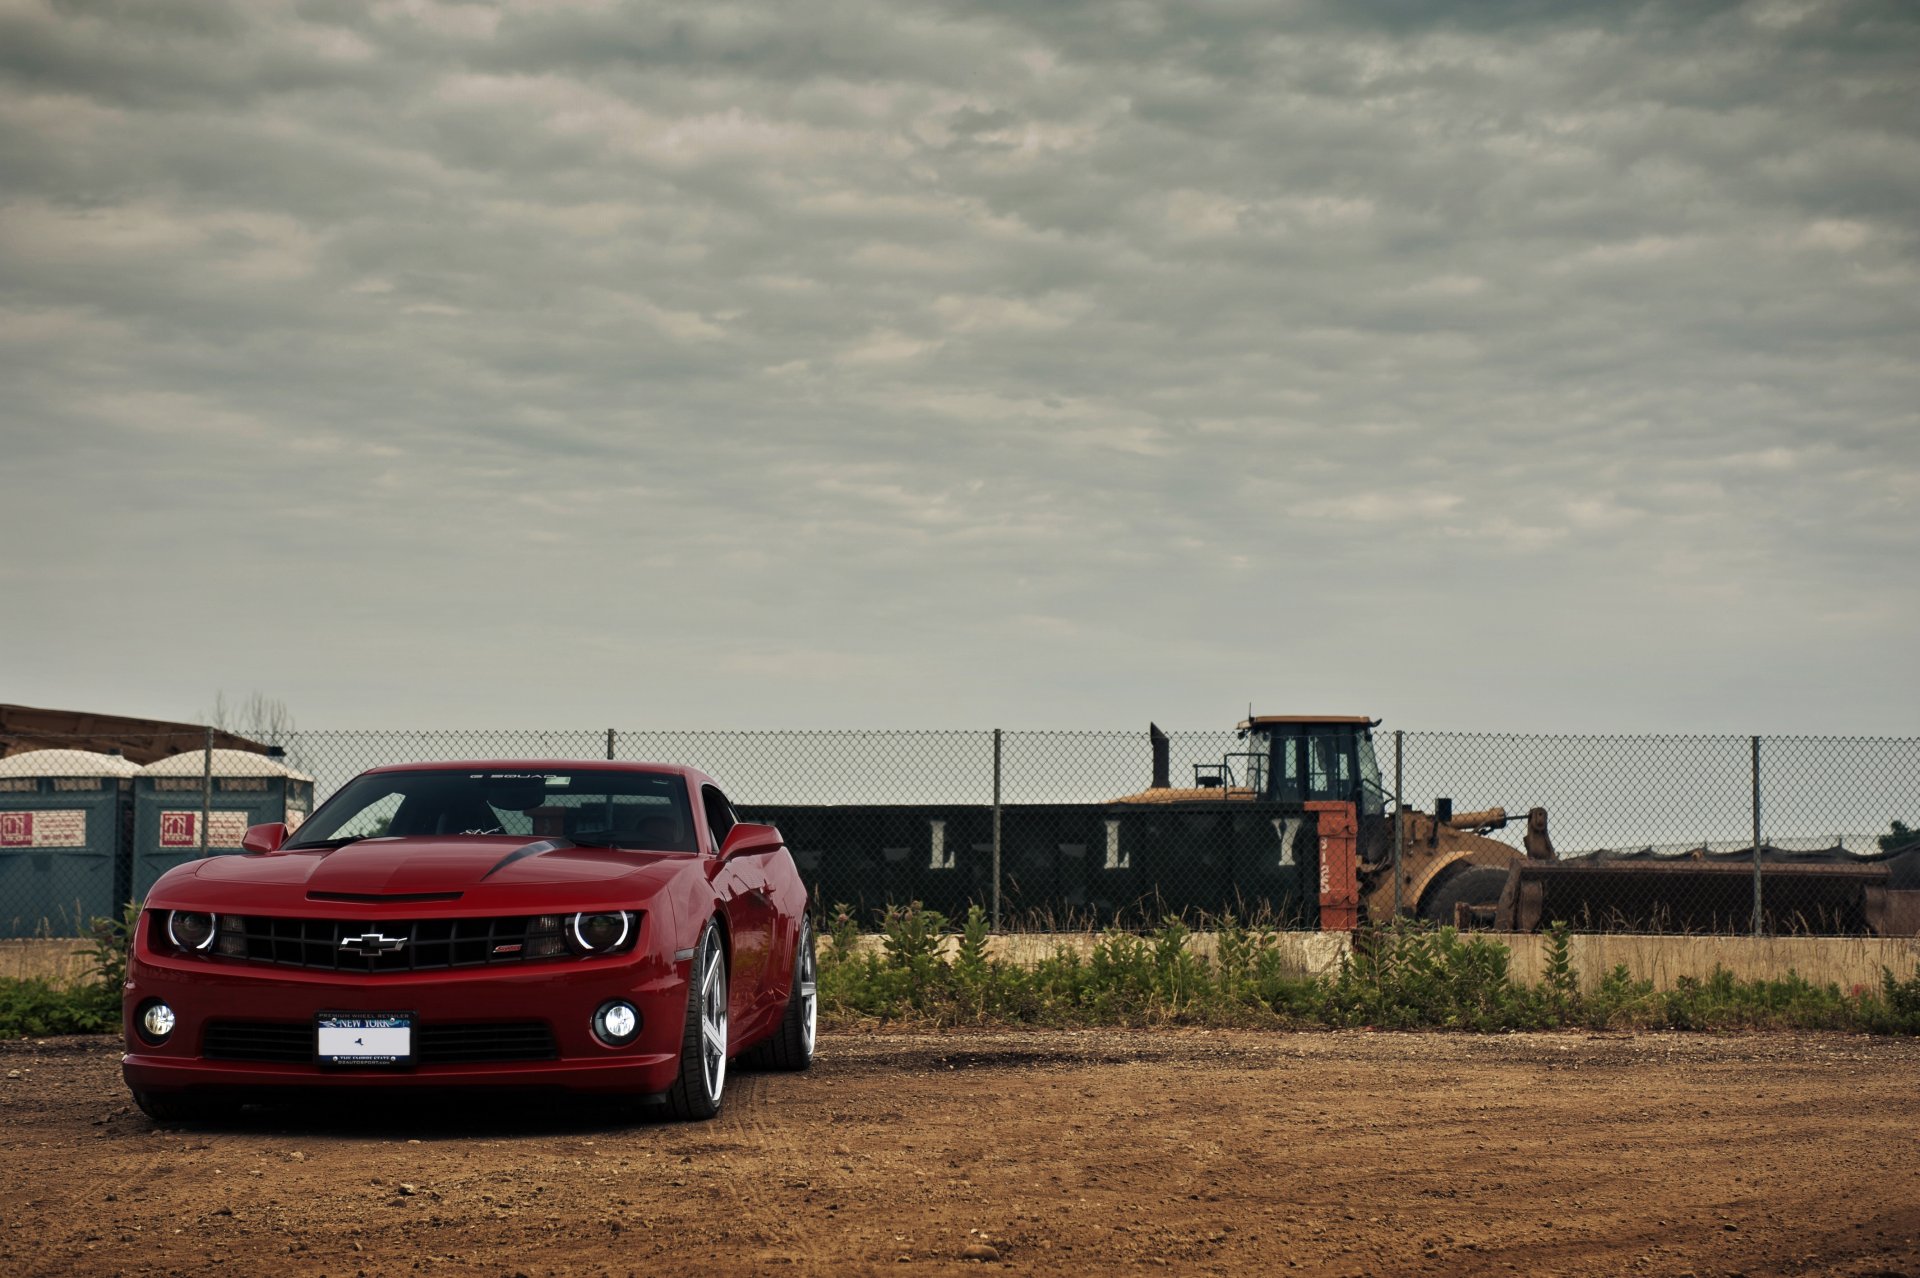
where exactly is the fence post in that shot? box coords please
[606,728,616,761]
[1393,730,1404,918]
[991,729,1003,932]
[1751,735,1763,937]
[200,725,213,856]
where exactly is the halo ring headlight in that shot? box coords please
[569,910,631,955]
[167,911,217,952]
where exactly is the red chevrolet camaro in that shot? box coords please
[122,760,815,1122]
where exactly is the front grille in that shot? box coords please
[214,914,566,972]
[203,1020,559,1065]
[204,1021,308,1063]
[417,1022,559,1063]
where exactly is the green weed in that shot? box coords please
[0,977,117,1036]
[15,899,1920,1041]
[812,903,1920,1037]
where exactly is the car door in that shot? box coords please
[704,785,776,1034]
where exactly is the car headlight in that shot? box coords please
[166,911,217,952]
[568,911,633,955]
[526,915,567,958]
[215,915,247,957]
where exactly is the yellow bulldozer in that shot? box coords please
[1112,716,1546,928]
[1116,716,1919,935]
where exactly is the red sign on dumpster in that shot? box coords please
[159,810,248,848]
[0,810,86,847]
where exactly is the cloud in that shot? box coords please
[0,0,1915,733]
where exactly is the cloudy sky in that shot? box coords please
[1,0,1915,734]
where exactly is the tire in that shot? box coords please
[1419,865,1510,928]
[663,919,728,1121]
[744,919,816,1072]
[131,1089,223,1124]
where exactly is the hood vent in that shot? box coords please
[307,890,464,904]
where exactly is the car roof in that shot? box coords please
[359,759,718,786]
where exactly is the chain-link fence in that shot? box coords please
[2,727,1915,938]
[1396,733,1920,935]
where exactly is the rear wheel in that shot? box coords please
[664,919,728,1121]
[745,919,816,1071]
[1419,865,1510,928]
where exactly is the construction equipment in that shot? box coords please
[1114,715,1540,929]
[1118,716,1920,935]
[1496,846,1920,936]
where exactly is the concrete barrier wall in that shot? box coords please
[1499,932,1920,993]
[975,930,1354,978]
[1,939,95,988]
[852,931,1920,992]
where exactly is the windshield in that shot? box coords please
[1355,732,1387,816]
[287,767,698,852]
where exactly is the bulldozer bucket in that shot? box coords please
[1494,858,1899,935]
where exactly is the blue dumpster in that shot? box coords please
[132,750,316,898]
[0,749,139,938]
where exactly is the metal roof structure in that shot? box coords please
[0,703,271,765]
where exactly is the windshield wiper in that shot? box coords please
[282,835,373,851]
[562,834,624,849]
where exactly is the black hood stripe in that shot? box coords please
[481,838,573,879]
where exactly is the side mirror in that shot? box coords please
[241,822,288,854]
[719,822,784,860]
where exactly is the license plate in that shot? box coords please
[316,1013,413,1065]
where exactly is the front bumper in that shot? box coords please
[122,945,690,1098]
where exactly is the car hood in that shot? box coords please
[181,836,687,900]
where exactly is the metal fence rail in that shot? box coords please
[1,727,1915,939]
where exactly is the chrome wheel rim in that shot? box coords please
[699,944,727,1104]
[799,926,817,1058]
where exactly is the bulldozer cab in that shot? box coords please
[1197,716,1387,817]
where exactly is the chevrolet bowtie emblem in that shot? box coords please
[339,932,407,956]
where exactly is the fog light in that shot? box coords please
[138,1000,176,1044]
[593,1000,640,1046]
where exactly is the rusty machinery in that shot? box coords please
[1116,716,1920,935]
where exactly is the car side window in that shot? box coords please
[701,785,736,853]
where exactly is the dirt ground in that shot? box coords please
[3,1030,1918,1278]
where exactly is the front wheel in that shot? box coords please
[664,919,728,1121]
[745,918,816,1071]
[1419,865,1510,928]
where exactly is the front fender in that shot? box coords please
[1364,822,1525,922]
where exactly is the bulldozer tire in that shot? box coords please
[1419,865,1509,928]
